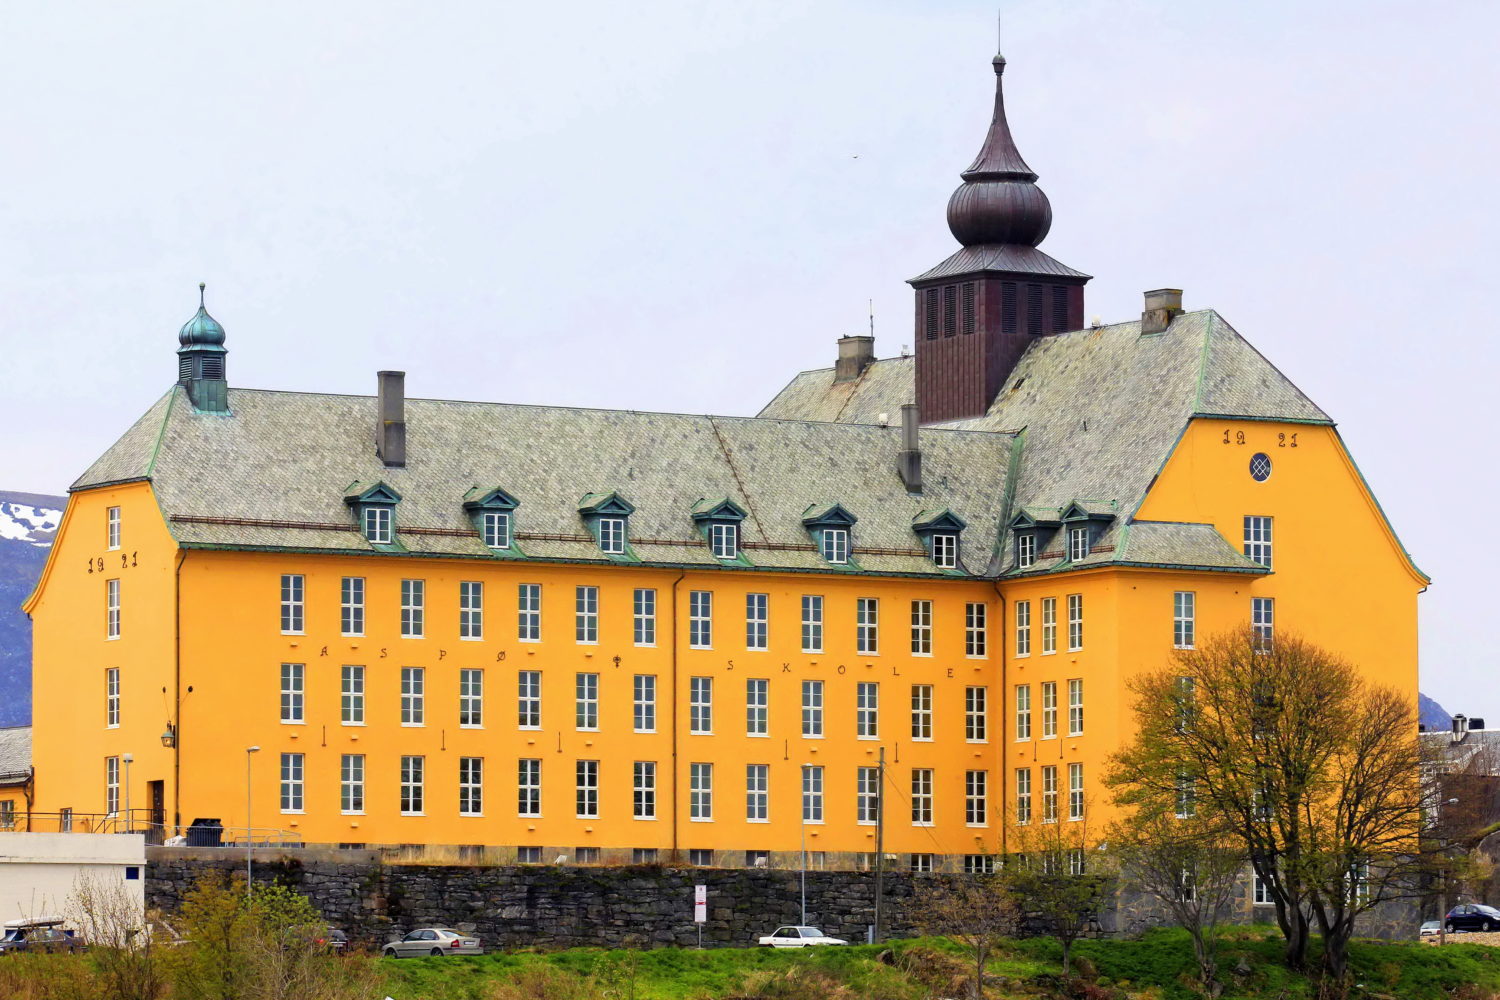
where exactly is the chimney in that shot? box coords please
[1452,713,1469,744]
[1141,288,1183,334]
[834,335,875,383]
[898,403,922,493]
[377,370,407,468]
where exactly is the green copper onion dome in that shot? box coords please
[178,282,226,348]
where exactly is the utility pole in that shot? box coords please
[873,745,886,943]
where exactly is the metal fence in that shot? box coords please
[0,811,299,848]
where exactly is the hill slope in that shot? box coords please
[0,491,64,727]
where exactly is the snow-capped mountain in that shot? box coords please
[0,490,64,727]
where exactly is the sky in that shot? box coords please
[1,0,1496,713]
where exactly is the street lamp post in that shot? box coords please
[122,753,134,833]
[1439,796,1460,947]
[800,764,809,926]
[246,746,260,890]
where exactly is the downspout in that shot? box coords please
[173,548,187,837]
[669,571,686,859]
[992,579,1007,861]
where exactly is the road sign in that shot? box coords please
[694,884,707,924]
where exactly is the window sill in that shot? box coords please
[400,812,426,818]
[857,651,880,657]
[281,632,305,637]
[518,638,541,644]
[106,724,119,730]
[689,645,714,651]
[459,725,484,731]
[342,722,366,727]
[635,643,657,649]
[577,727,599,733]
[857,820,876,827]
[576,641,598,647]
[746,732,769,738]
[1041,651,1056,656]
[519,814,542,820]
[342,633,365,639]
[400,723,425,728]
[460,637,484,642]
[966,823,988,829]
[689,731,714,737]
[633,729,657,735]
[911,651,932,658]
[1174,645,1195,651]
[341,811,365,816]
[1068,648,1083,654]
[401,634,424,640]
[281,810,305,816]
[281,721,306,726]
[1014,653,1030,659]
[747,818,770,824]
[857,736,878,741]
[575,815,599,821]
[633,815,657,821]
[966,739,988,745]
[745,647,768,653]
[911,737,934,743]
[689,817,714,823]
[519,726,541,732]
[106,636,120,642]
[912,822,935,828]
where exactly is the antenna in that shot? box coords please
[868,298,875,338]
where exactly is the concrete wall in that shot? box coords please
[0,832,146,924]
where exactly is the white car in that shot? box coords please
[758,925,848,948]
[381,927,482,958]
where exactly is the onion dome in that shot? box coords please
[178,282,226,347]
[945,53,1053,248]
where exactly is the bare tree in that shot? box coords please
[70,874,169,1000]
[911,874,1017,999]
[997,812,1116,978]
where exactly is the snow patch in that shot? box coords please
[0,502,61,547]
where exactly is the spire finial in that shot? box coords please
[995,8,1006,70]
[199,282,206,308]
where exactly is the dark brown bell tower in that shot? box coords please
[910,49,1090,424]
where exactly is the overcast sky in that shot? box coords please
[2,0,1495,712]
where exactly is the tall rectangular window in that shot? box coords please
[745,764,768,821]
[745,593,768,650]
[1041,765,1058,822]
[575,586,599,644]
[1174,591,1196,649]
[1068,526,1089,561]
[517,759,541,816]
[340,754,364,814]
[363,506,392,543]
[911,684,933,740]
[341,665,365,724]
[633,761,656,819]
[575,672,599,730]
[459,757,483,815]
[518,583,541,641]
[481,510,511,549]
[911,769,934,825]
[460,581,484,639]
[340,577,365,636]
[105,756,120,816]
[1015,599,1031,656]
[279,575,304,634]
[1067,594,1084,651]
[400,756,424,815]
[105,668,120,728]
[1041,597,1057,653]
[910,600,932,654]
[931,533,958,568]
[965,686,988,742]
[401,579,424,638]
[710,522,739,559]
[1016,533,1036,569]
[689,591,713,648]
[857,597,879,654]
[633,674,656,732]
[1252,597,1275,651]
[1176,773,1197,819]
[280,663,305,723]
[1068,679,1084,736]
[597,517,626,554]
[1015,684,1032,740]
[576,760,599,818]
[633,588,656,646]
[802,765,824,823]
[460,668,483,728]
[106,506,121,550]
[1015,767,1032,824]
[801,596,824,652]
[690,676,713,734]
[965,770,988,826]
[857,767,880,824]
[1041,681,1057,738]
[689,763,713,820]
[801,680,824,737]
[746,678,768,736]
[1244,516,1273,568]
[106,578,121,639]
[819,528,849,564]
[517,670,541,729]
[965,602,987,657]
[401,667,424,725]
[1069,762,1085,820]
[856,682,879,738]
[279,753,304,813]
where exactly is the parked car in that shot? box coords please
[0,917,85,955]
[382,928,482,958]
[1420,920,1442,938]
[315,927,348,952]
[757,926,848,948]
[1446,903,1500,932]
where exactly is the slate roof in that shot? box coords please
[910,243,1092,283]
[0,726,31,785]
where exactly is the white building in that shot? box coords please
[0,832,145,926]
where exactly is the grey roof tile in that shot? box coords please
[0,726,31,785]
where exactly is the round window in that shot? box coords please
[1249,453,1272,482]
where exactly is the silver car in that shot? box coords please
[382,927,482,958]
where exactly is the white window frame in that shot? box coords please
[575,672,599,730]
[633,761,656,819]
[340,576,365,637]
[459,581,484,640]
[400,755,424,815]
[459,668,483,728]
[517,758,541,817]
[710,522,739,559]
[857,766,880,825]
[911,768,934,826]
[911,684,933,740]
[1174,591,1196,649]
[856,681,878,739]
[1015,684,1031,740]
[633,674,656,733]
[105,756,119,817]
[1176,773,1197,819]
[280,752,304,813]
[801,679,824,738]
[341,665,365,725]
[105,668,120,728]
[340,753,364,814]
[690,676,713,734]
[910,853,935,874]
[633,588,656,646]
[1042,764,1058,823]
[1015,599,1031,657]
[1069,762,1085,821]
[965,685,988,742]
[106,578,121,639]
[1068,678,1084,736]
[363,505,392,544]
[800,595,824,653]
[746,678,768,737]
[518,583,541,642]
[279,574,303,635]
[1041,681,1057,739]
[965,769,988,827]
[1253,870,1273,905]
[106,506,121,550]
[1015,767,1032,824]
[1068,525,1089,561]
[965,602,988,657]
[1016,532,1036,569]
[746,763,769,822]
[820,527,850,564]
[689,591,713,649]
[689,762,713,821]
[458,757,484,816]
[575,586,599,644]
[400,666,424,726]
[745,593,768,650]
[401,579,424,638]
[802,765,824,824]
[856,597,879,654]
[598,516,626,554]
[481,510,512,550]
[517,670,541,729]
[1067,593,1083,651]
[931,532,958,568]
[910,599,932,655]
[1244,515,1273,569]
[1041,597,1057,654]
[1253,597,1275,651]
[280,662,305,724]
[575,759,599,819]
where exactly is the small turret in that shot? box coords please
[177,283,229,413]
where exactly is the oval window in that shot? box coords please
[1249,453,1272,482]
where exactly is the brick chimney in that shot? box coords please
[1141,288,1183,334]
[834,335,875,383]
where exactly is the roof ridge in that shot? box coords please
[1194,311,1331,423]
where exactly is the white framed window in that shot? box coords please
[518,758,541,817]
[459,581,484,640]
[633,761,656,819]
[802,765,824,823]
[105,756,120,816]
[1252,597,1275,651]
[576,760,599,818]
[1068,849,1086,876]
[931,532,958,568]
[106,578,121,639]
[632,848,658,864]
[689,848,715,867]
[1174,591,1196,649]
[801,595,823,652]
[340,754,364,814]
[965,854,995,875]
[633,674,656,733]
[1069,762,1084,820]
[857,597,879,654]
[965,769,988,826]
[598,517,626,554]
[1067,594,1083,651]
[746,678,768,736]
[575,672,599,730]
[856,681,879,738]
[911,684,933,740]
[1041,681,1057,738]
[745,593,768,650]
[910,599,932,654]
[909,853,935,874]
[965,602,987,657]
[460,668,483,728]
[279,752,304,813]
[689,762,713,821]
[517,670,541,729]
[401,666,424,725]
[1175,676,1196,733]
[107,506,121,550]
[746,764,768,822]
[710,522,739,559]
[857,767,880,824]
[1015,599,1031,656]
[105,668,120,728]
[1068,678,1084,736]
[363,505,392,544]
[458,757,483,815]
[1041,597,1057,653]
[1041,764,1058,822]
[1015,684,1031,740]
[1016,533,1036,569]
[965,686,987,742]
[1068,526,1089,561]
[690,676,713,734]
[517,847,543,864]
[1176,773,1196,819]
[341,665,365,724]
[820,528,850,564]
[518,583,541,641]
[400,579,424,638]
[279,574,303,634]
[339,577,365,636]
[400,756,424,815]
[801,679,824,737]
[1244,515,1273,569]
[481,510,512,549]
[280,663,305,723]
[575,586,599,644]
[689,591,713,648]
[633,588,656,646]
[1253,868,1273,905]
[911,768,933,826]
[1015,767,1032,824]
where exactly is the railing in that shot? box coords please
[0,812,299,848]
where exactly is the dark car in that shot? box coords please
[1445,903,1500,933]
[315,927,348,952]
[0,918,85,955]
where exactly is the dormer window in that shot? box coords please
[482,511,511,550]
[1068,526,1089,561]
[344,481,401,546]
[931,533,958,569]
[578,492,636,558]
[911,509,967,571]
[1016,534,1037,569]
[599,517,626,554]
[710,522,739,560]
[821,528,850,564]
[803,503,858,567]
[1057,500,1116,567]
[463,486,521,555]
[691,498,749,563]
[364,506,392,544]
